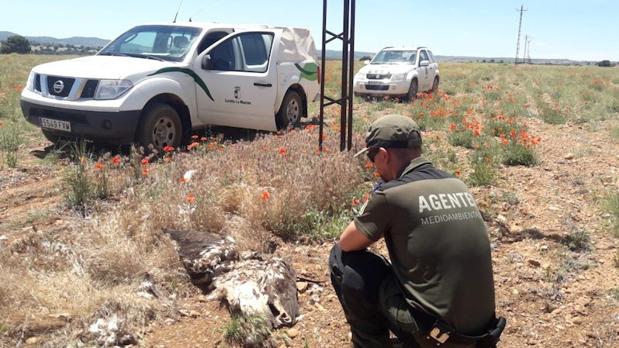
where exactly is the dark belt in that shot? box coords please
[409,306,507,347]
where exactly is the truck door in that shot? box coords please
[194,30,278,131]
[418,50,431,91]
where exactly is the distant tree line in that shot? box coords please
[1,34,101,55]
[0,35,31,54]
[597,60,616,67]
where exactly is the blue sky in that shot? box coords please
[2,0,618,61]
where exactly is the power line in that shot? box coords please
[526,36,532,64]
[189,0,227,21]
[522,34,529,63]
[514,4,527,65]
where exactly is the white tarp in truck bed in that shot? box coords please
[276,27,318,62]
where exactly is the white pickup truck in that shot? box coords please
[20,22,320,148]
[353,46,439,101]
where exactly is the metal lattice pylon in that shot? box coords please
[319,0,356,152]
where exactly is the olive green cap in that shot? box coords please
[354,114,421,158]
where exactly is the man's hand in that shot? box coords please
[339,221,373,252]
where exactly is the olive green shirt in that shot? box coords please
[354,157,496,334]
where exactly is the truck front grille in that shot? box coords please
[365,85,389,91]
[34,74,41,92]
[367,73,391,80]
[46,76,75,97]
[80,80,99,98]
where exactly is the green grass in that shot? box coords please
[447,129,475,148]
[537,101,566,124]
[468,144,500,186]
[605,192,619,237]
[0,123,22,168]
[468,160,496,187]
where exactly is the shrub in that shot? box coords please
[93,161,110,199]
[287,210,351,241]
[448,118,481,149]
[0,124,22,168]
[468,160,496,186]
[537,101,566,124]
[500,129,539,166]
[502,142,538,166]
[223,314,273,348]
[563,228,591,252]
[133,128,364,242]
[63,142,93,213]
[484,114,522,137]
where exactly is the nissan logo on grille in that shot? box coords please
[53,80,64,94]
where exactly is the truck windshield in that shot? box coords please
[371,50,417,65]
[99,25,202,62]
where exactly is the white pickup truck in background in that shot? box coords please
[20,22,320,148]
[353,46,439,102]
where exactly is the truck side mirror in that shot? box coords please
[202,54,213,70]
[363,60,370,65]
[419,60,430,67]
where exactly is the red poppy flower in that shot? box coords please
[261,191,271,202]
[163,145,175,153]
[185,193,196,204]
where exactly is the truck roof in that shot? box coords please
[134,22,306,32]
[382,46,427,51]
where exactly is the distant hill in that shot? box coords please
[0,31,608,65]
[0,31,109,48]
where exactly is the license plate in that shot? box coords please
[366,80,384,85]
[41,117,71,132]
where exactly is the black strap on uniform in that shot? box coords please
[425,316,507,347]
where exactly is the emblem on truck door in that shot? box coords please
[53,80,64,93]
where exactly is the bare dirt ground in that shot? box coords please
[144,118,616,347]
[1,116,618,348]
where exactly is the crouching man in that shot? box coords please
[329,114,505,347]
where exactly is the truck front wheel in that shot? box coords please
[136,103,182,150]
[276,91,303,130]
[404,79,418,103]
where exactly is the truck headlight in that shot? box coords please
[391,73,407,81]
[94,80,133,100]
[25,71,36,91]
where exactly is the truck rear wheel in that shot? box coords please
[136,103,182,150]
[431,76,439,94]
[276,90,303,130]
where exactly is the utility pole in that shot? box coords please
[319,0,356,152]
[514,4,527,65]
[523,34,528,64]
[526,36,532,64]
